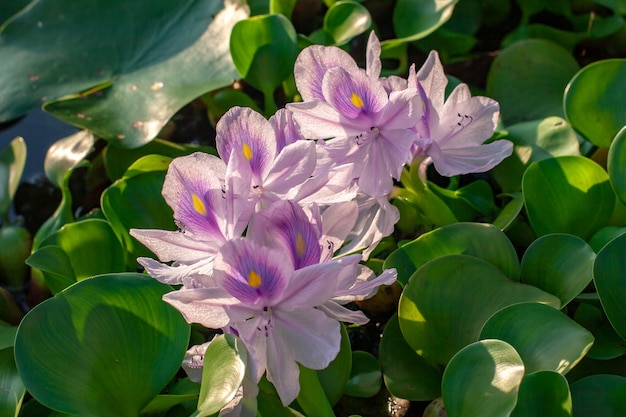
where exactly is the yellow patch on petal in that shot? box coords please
[248,270,262,288]
[191,193,207,216]
[350,92,364,108]
[295,232,306,257]
[242,143,253,161]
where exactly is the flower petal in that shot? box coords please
[322,67,387,119]
[294,44,359,102]
[162,287,238,329]
[428,139,514,176]
[130,228,219,262]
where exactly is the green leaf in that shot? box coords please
[491,116,580,193]
[27,219,126,294]
[44,130,95,188]
[230,14,298,103]
[14,273,190,417]
[564,59,626,148]
[522,156,615,240]
[384,222,520,286]
[594,233,626,341]
[344,351,382,398]
[608,126,626,205]
[0,347,25,417]
[573,302,625,361]
[571,374,626,415]
[442,339,524,417]
[317,324,351,406]
[379,314,442,400]
[486,39,579,125]
[296,365,335,417]
[2,1,247,148]
[140,393,199,416]
[101,167,175,269]
[385,0,458,49]
[520,233,595,306]
[479,302,594,374]
[103,139,214,182]
[195,334,248,417]
[323,1,372,45]
[398,254,560,365]
[0,137,26,219]
[510,371,572,417]
[589,226,626,253]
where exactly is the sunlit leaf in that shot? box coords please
[522,156,615,240]
[442,339,524,417]
[398,254,559,365]
[1,1,247,148]
[43,130,94,188]
[564,59,626,148]
[487,39,579,125]
[479,302,594,374]
[0,137,26,218]
[195,334,248,417]
[491,116,580,193]
[384,222,520,285]
[14,273,190,417]
[323,1,372,45]
[520,233,595,306]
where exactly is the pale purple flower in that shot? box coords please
[129,152,253,284]
[288,32,423,197]
[215,106,355,208]
[409,51,513,177]
[164,236,362,405]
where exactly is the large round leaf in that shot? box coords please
[522,156,615,240]
[379,314,442,401]
[230,14,298,97]
[386,0,458,48]
[564,59,626,148]
[14,273,190,417]
[195,334,248,417]
[486,39,579,125]
[384,222,520,286]
[594,233,626,341]
[491,116,580,193]
[398,254,560,365]
[520,233,595,306]
[1,1,247,148]
[26,219,126,294]
[571,374,626,416]
[317,324,352,406]
[442,339,525,417]
[479,302,594,375]
[608,126,626,205]
[101,165,175,269]
[323,1,372,46]
[344,351,382,398]
[510,371,572,417]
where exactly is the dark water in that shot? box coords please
[0,109,79,182]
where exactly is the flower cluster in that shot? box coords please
[130,32,512,414]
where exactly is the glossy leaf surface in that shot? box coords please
[0,137,26,218]
[324,1,372,45]
[344,351,382,398]
[487,39,579,125]
[398,254,559,365]
[571,374,626,416]
[520,233,595,306]
[14,273,190,417]
[522,156,615,240]
[386,0,458,48]
[608,126,626,204]
[442,339,524,417]
[479,302,594,375]
[594,233,626,341]
[564,59,626,148]
[384,222,520,285]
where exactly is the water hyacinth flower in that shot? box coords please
[288,32,423,197]
[129,151,253,284]
[409,50,513,177]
